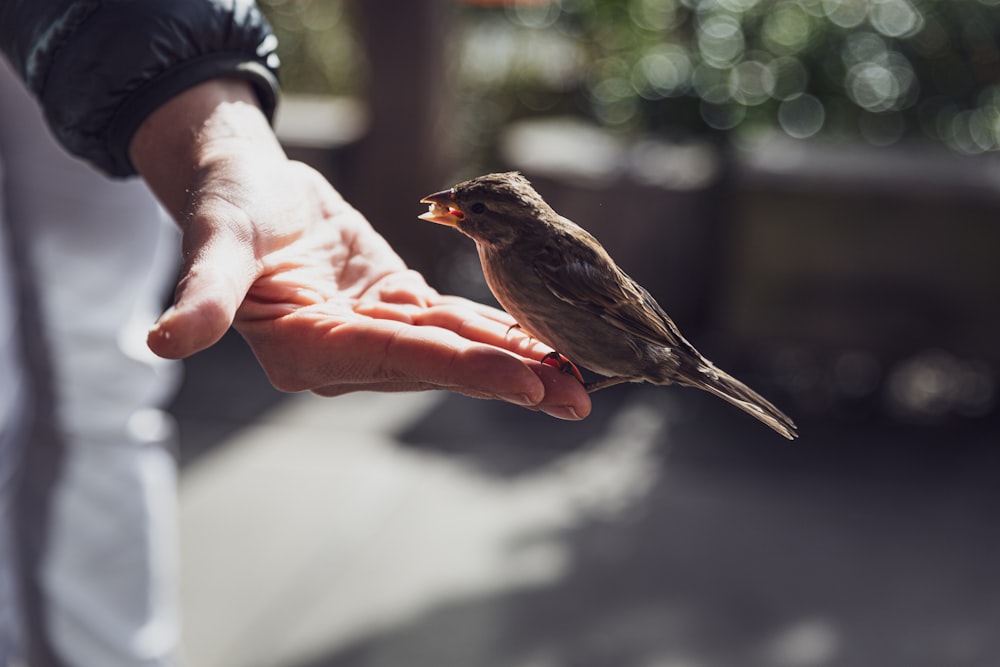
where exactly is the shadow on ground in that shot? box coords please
[170,330,289,467]
[286,387,1000,667]
[168,333,1000,667]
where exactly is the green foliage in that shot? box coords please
[257,0,364,96]
[460,0,1000,152]
[259,0,1000,152]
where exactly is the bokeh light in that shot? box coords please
[822,0,869,29]
[778,93,826,138]
[730,59,776,106]
[632,45,693,99]
[771,56,810,100]
[697,13,746,67]
[762,4,813,54]
[629,0,684,32]
[260,0,1000,153]
[446,0,1000,152]
[257,0,361,95]
[887,350,997,422]
[870,0,924,38]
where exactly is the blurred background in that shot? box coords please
[171,1,1000,666]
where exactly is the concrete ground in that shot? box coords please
[170,332,1000,667]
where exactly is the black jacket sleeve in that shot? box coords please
[0,0,280,177]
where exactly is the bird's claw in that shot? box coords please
[540,351,585,384]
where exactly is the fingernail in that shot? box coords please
[499,392,536,407]
[151,306,175,329]
[541,404,582,421]
[148,320,169,340]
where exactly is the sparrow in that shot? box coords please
[419,171,797,440]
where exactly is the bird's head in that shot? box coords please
[419,172,553,248]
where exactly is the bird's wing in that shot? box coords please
[533,232,684,348]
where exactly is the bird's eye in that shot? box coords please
[470,202,486,214]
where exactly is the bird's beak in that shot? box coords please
[418,189,465,227]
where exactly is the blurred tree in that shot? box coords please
[257,0,364,96]
[456,0,1000,154]
[258,0,1000,153]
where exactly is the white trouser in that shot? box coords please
[0,59,182,667]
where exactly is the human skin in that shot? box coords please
[128,79,591,420]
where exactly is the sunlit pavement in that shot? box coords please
[173,333,1000,667]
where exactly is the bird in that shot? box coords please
[418,171,797,440]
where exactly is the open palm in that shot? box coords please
[147,156,590,419]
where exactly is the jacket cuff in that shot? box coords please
[105,56,280,177]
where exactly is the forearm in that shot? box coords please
[129,79,285,220]
[0,0,278,177]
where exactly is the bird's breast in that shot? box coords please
[477,244,649,377]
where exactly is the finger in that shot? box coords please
[148,217,258,359]
[434,294,518,326]
[412,305,555,359]
[354,302,551,360]
[311,380,498,399]
[310,362,592,421]
[351,301,427,323]
[244,315,547,406]
[525,360,592,420]
[353,299,512,325]
[325,321,591,418]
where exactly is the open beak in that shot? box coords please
[418,189,465,227]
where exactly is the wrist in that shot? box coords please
[129,78,285,218]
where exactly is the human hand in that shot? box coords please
[130,81,591,419]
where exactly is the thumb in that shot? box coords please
[147,222,258,359]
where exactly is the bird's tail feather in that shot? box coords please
[684,365,798,440]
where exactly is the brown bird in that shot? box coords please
[419,171,797,440]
